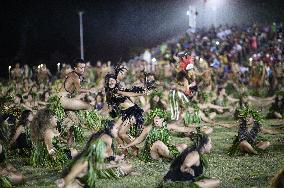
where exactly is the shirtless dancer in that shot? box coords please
[58,59,96,111]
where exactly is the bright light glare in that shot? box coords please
[187,11,190,15]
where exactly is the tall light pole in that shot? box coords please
[186,6,197,30]
[78,11,84,60]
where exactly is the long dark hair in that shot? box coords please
[169,133,209,171]
[61,120,115,177]
[104,73,117,106]
[30,108,55,142]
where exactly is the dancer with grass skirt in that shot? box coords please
[122,109,186,161]
[105,72,146,148]
[0,105,24,187]
[29,108,71,169]
[58,59,96,111]
[123,109,212,162]
[56,120,132,188]
[228,106,270,155]
[9,110,33,154]
[162,129,220,188]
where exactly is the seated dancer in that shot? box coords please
[169,51,197,120]
[123,109,212,161]
[58,59,96,111]
[0,112,24,187]
[9,110,33,153]
[30,108,71,168]
[56,120,132,188]
[229,106,270,155]
[163,130,220,188]
[105,72,146,148]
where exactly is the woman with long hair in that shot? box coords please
[9,110,33,152]
[163,130,220,188]
[29,108,70,169]
[104,72,145,150]
[56,120,132,188]
[123,109,212,161]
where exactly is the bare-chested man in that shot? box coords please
[11,63,23,83]
[37,64,52,84]
[58,59,96,111]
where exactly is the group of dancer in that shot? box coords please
[52,54,222,188]
[0,52,282,187]
[1,48,284,187]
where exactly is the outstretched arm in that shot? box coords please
[117,90,146,97]
[123,126,151,148]
[227,95,239,103]
[72,76,95,94]
[167,124,195,133]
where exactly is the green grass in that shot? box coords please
[14,118,284,188]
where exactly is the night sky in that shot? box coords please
[1,0,284,75]
[0,0,189,67]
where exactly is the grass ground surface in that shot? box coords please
[13,116,284,188]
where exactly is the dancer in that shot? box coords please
[229,106,270,155]
[29,108,70,168]
[56,120,132,188]
[123,109,212,161]
[9,110,33,153]
[105,73,145,144]
[162,129,220,188]
[58,59,96,111]
[169,51,197,120]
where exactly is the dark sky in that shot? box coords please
[0,0,189,68]
[0,0,284,75]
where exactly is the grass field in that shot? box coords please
[13,116,284,188]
